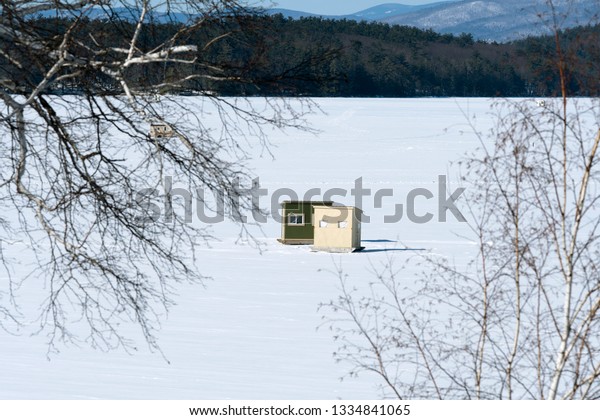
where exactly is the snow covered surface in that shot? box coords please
[0,97,498,399]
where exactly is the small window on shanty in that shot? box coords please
[288,213,304,225]
[338,221,348,229]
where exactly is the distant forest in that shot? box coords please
[4,14,600,97]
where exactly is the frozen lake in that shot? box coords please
[1,97,497,399]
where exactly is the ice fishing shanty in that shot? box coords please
[278,201,363,252]
[149,123,175,139]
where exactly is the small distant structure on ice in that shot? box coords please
[149,123,175,139]
[536,100,546,107]
[278,201,363,253]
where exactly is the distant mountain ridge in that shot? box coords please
[268,1,599,41]
[380,0,600,41]
[267,2,452,22]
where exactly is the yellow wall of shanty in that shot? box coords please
[313,206,361,250]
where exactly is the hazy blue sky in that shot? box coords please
[265,1,449,15]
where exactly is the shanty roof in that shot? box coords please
[281,200,334,204]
